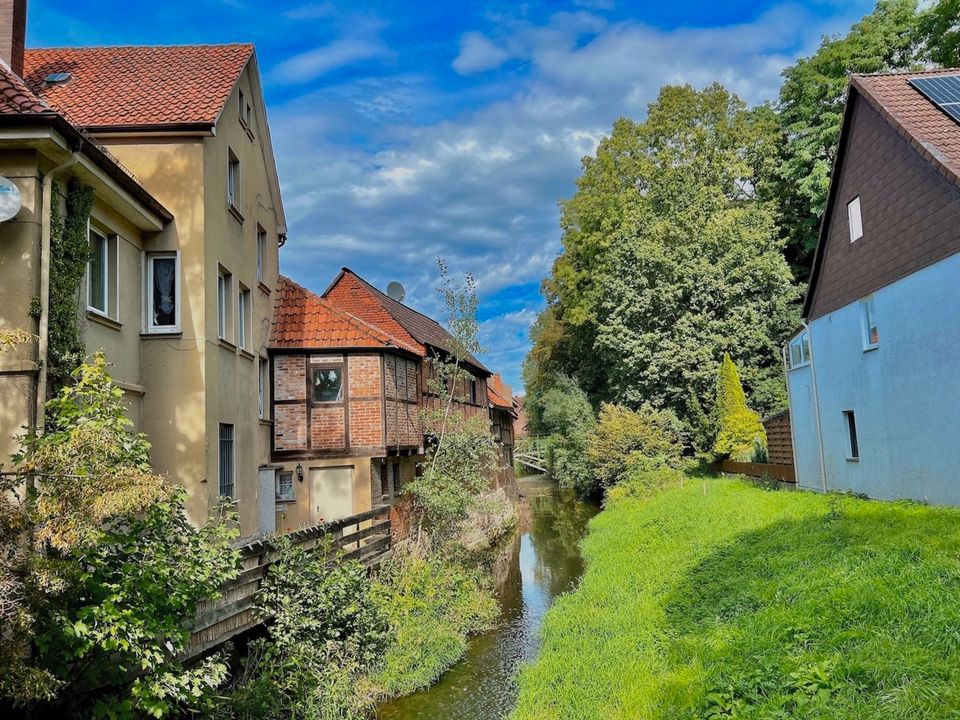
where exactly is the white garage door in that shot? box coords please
[310,466,354,524]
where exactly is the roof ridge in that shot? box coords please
[26,43,254,52]
[853,67,960,79]
[341,267,451,331]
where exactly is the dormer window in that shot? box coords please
[847,196,863,242]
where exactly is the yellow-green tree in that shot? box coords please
[713,354,766,460]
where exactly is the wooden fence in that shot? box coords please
[184,505,392,661]
[715,460,796,484]
[763,409,794,467]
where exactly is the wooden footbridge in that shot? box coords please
[184,505,393,661]
[516,437,548,474]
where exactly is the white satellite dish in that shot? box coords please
[0,177,21,222]
[386,281,406,302]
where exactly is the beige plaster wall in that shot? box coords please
[273,456,373,533]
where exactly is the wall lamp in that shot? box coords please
[295,463,304,483]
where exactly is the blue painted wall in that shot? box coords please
[788,251,960,504]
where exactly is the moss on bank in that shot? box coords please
[513,477,960,719]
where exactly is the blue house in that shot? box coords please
[787,69,960,503]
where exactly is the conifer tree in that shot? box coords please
[713,353,766,460]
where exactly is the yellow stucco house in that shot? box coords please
[0,2,286,537]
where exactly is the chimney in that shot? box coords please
[0,0,25,77]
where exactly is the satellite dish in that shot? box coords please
[387,281,406,302]
[0,177,21,222]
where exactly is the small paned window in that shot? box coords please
[848,196,863,242]
[860,296,878,349]
[276,471,295,502]
[844,411,859,460]
[312,367,343,403]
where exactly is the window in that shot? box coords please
[860,296,879,349]
[788,331,811,369]
[219,423,235,498]
[238,89,245,121]
[245,102,252,127]
[88,227,108,314]
[258,357,269,418]
[380,462,389,497]
[145,252,179,332]
[227,149,240,209]
[276,471,294,502]
[848,196,863,242]
[256,226,267,283]
[218,268,234,341]
[844,410,859,461]
[312,367,343,403]
[238,285,251,350]
[392,462,401,492]
[470,379,478,404]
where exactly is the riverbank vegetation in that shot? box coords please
[514,475,960,719]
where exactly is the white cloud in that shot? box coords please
[272,38,390,83]
[272,2,876,390]
[453,32,510,74]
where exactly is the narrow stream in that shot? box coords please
[376,475,599,720]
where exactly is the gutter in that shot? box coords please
[36,150,81,433]
[802,319,828,493]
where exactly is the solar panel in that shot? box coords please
[909,75,960,123]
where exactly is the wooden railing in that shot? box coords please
[184,505,392,661]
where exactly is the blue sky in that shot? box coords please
[30,0,875,393]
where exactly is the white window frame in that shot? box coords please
[256,225,266,284]
[218,268,233,341]
[87,226,110,316]
[847,196,863,243]
[238,285,251,350]
[860,295,879,351]
[227,149,240,209]
[258,357,269,418]
[788,330,811,369]
[276,471,295,502]
[143,251,181,334]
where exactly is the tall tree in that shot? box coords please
[918,0,960,68]
[776,0,921,276]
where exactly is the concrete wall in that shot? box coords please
[789,251,960,503]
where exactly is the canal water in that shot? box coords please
[376,475,599,720]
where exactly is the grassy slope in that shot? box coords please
[512,477,960,719]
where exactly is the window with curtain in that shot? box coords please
[145,252,178,332]
[312,367,343,402]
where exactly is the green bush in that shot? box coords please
[606,466,686,503]
[713,354,766,461]
[586,403,684,494]
[369,552,497,698]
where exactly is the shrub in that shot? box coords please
[369,552,497,698]
[713,354,766,461]
[606,467,686,503]
[586,403,684,493]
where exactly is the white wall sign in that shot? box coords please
[0,177,21,222]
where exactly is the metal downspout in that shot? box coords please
[36,151,81,434]
[803,319,828,493]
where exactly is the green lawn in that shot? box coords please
[512,477,960,719]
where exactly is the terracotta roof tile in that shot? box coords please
[23,44,252,129]
[0,62,51,115]
[323,268,491,375]
[270,276,420,354]
[853,68,960,185]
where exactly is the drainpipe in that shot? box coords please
[35,150,81,435]
[802,319,828,493]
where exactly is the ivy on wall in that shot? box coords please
[47,179,94,398]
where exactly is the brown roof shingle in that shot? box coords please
[0,62,51,115]
[23,44,252,129]
[270,276,420,353]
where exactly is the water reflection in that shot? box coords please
[376,476,599,720]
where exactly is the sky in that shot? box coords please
[29,0,876,393]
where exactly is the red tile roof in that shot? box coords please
[487,373,514,409]
[23,44,252,129]
[0,62,51,115]
[853,68,960,186]
[322,268,491,375]
[270,276,420,353]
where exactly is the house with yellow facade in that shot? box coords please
[0,0,286,537]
